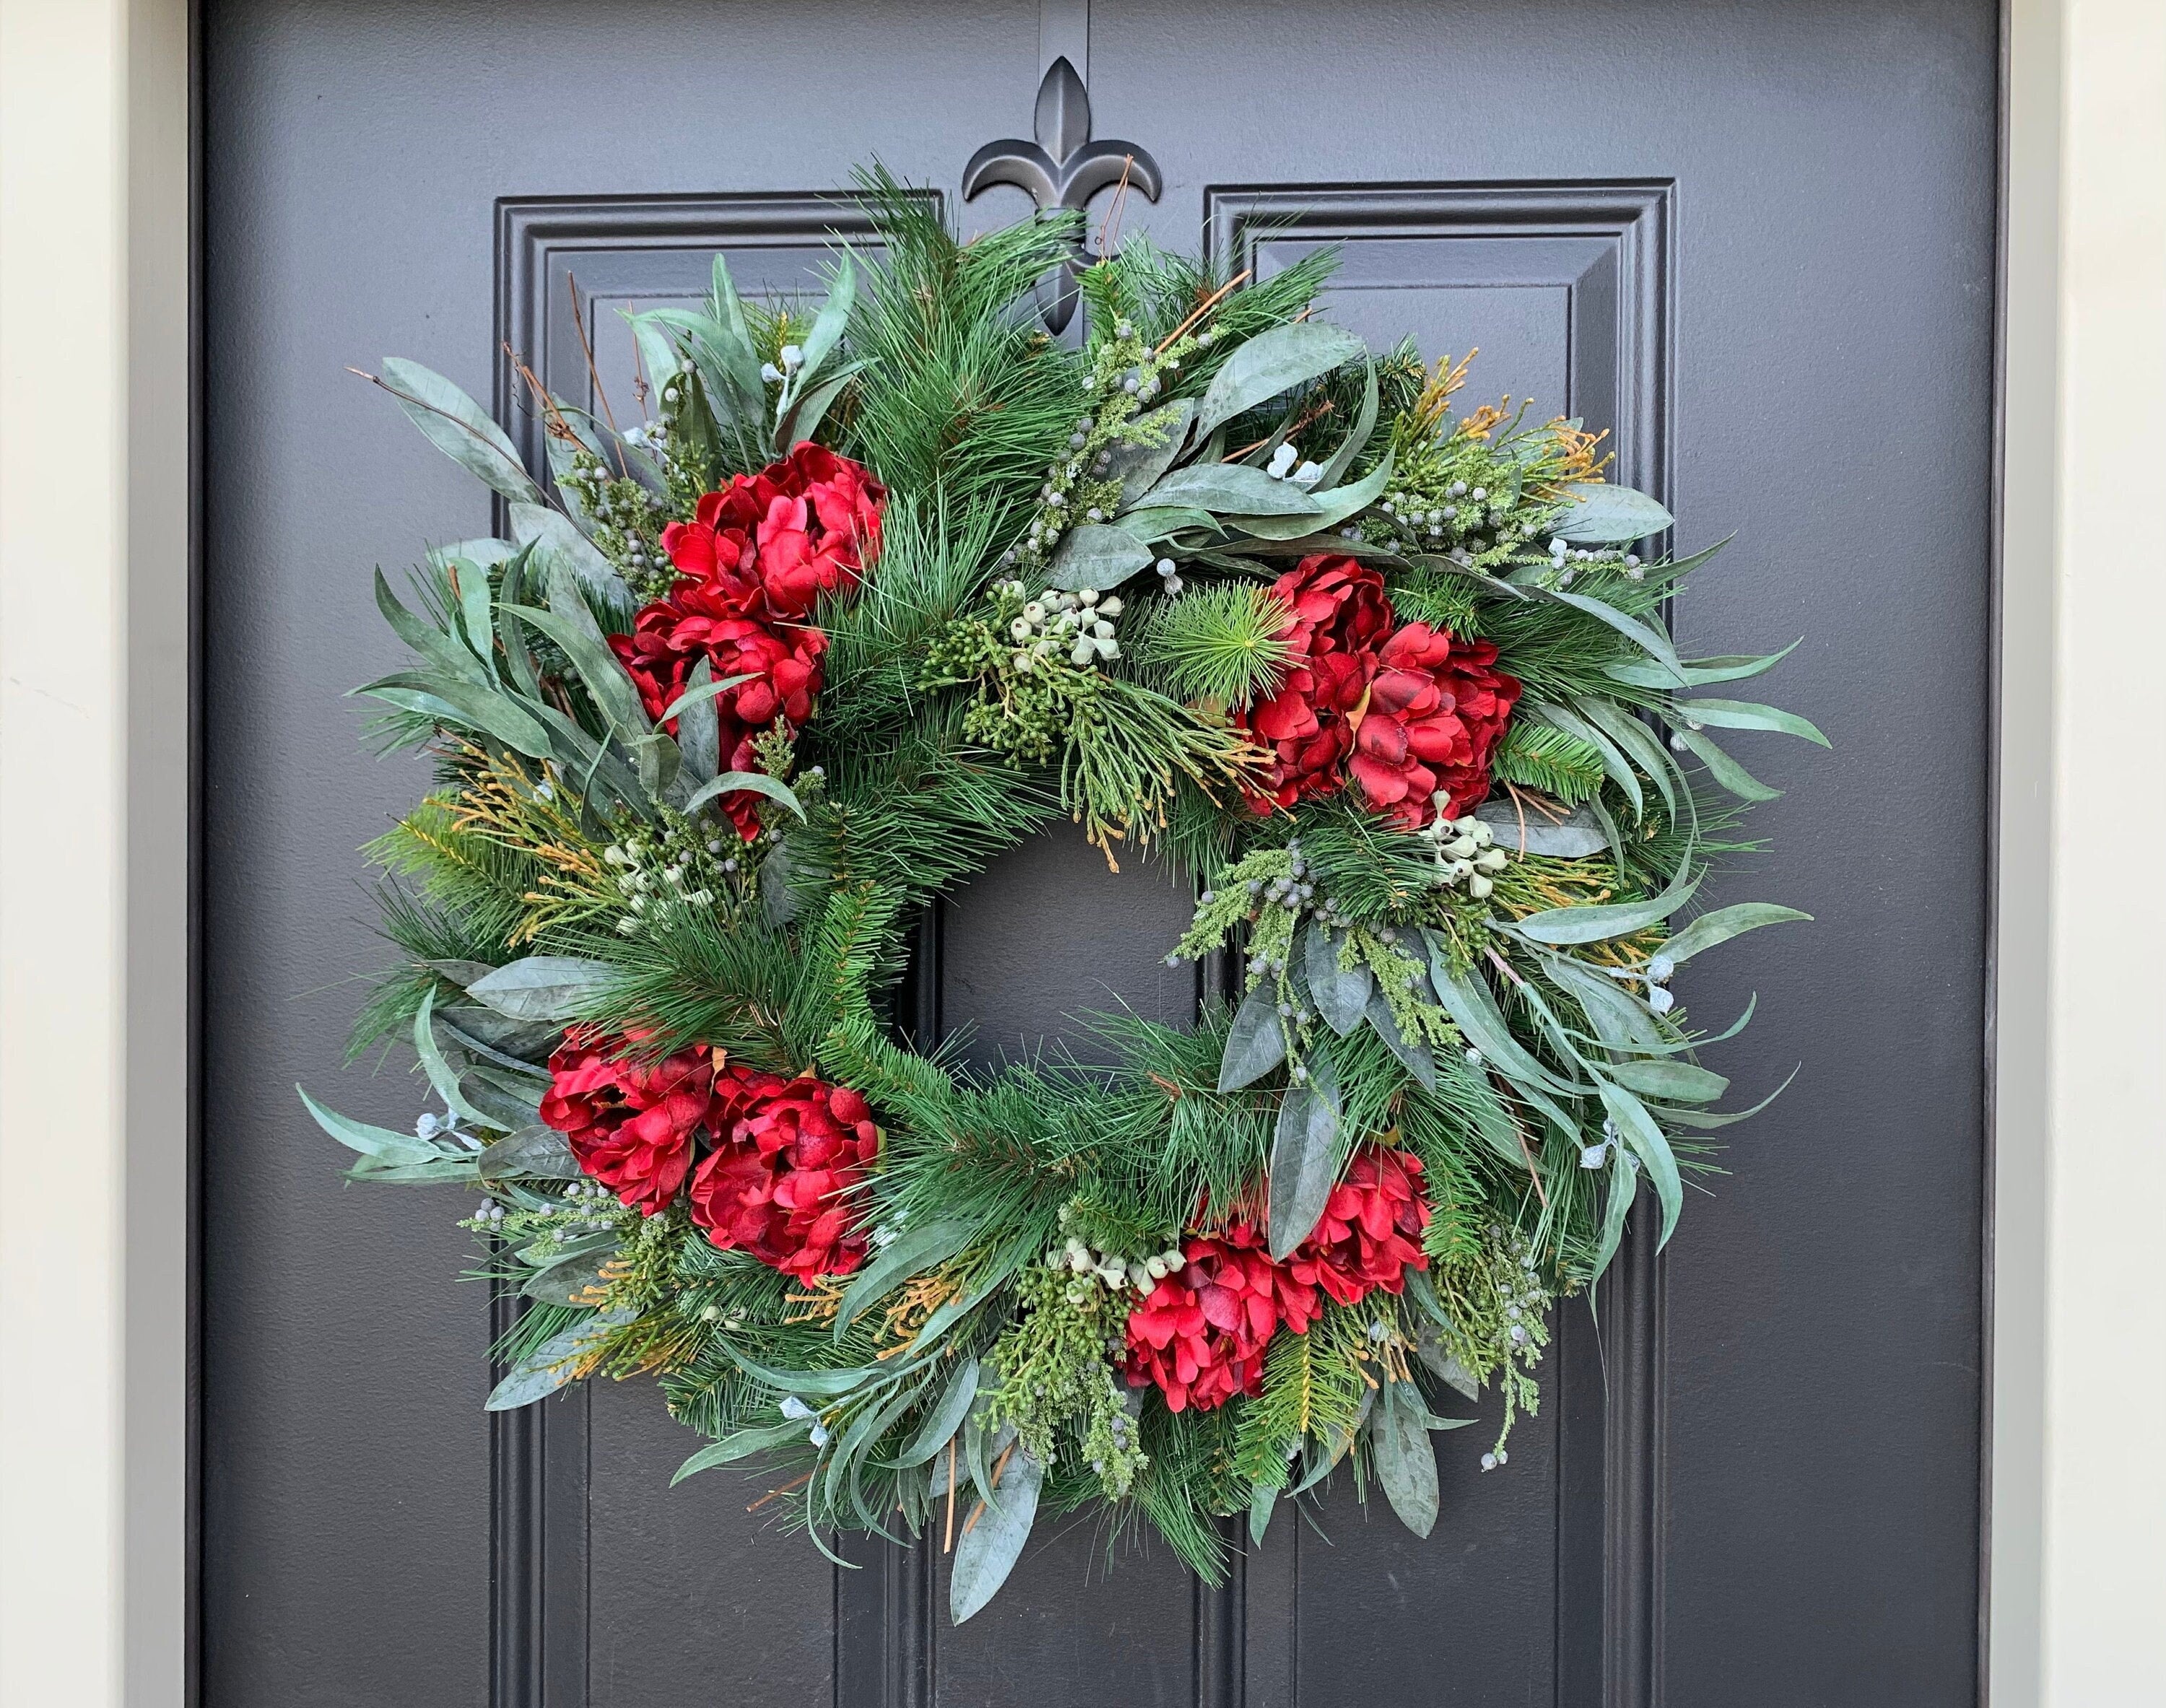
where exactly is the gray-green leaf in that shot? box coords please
[1511,848,1698,946]
[1473,799,1608,858]
[949,1447,1044,1624]
[1103,398,1195,502]
[1140,463,1321,517]
[834,1219,976,1340]
[1371,1382,1440,1538]
[1043,522,1155,593]
[1266,1060,1340,1259]
[895,1357,980,1469]
[682,770,806,823]
[1303,923,1372,1037]
[1674,728,1783,801]
[1550,482,1674,544]
[478,1125,580,1182]
[466,955,615,1021]
[1606,1058,1729,1103]
[1194,322,1365,439]
[378,357,544,506]
[1660,902,1811,965]
[1222,450,1394,541]
[484,1309,634,1411]
[1217,982,1288,1092]
[1363,989,1438,1091]
[1671,697,1830,747]
[671,1419,809,1485]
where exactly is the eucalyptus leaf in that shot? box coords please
[1419,935,1580,1099]
[296,1086,435,1164]
[478,1125,580,1182]
[1217,981,1289,1092]
[632,731,682,798]
[1194,322,1365,439]
[1413,1327,1482,1401]
[835,1219,975,1340]
[1594,1077,1682,1246]
[378,357,544,505]
[794,249,856,386]
[672,658,721,787]
[1525,700,1640,821]
[1316,354,1378,489]
[1660,902,1811,965]
[1674,728,1783,801]
[1512,848,1698,946]
[895,1357,980,1468]
[682,770,806,823]
[1140,463,1321,518]
[1671,697,1830,747]
[1043,522,1155,593]
[544,554,648,731]
[1371,1382,1440,1538]
[949,1447,1044,1625]
[1606,1058,1729,1102]
[458,1066,544,1130]
[354,672,554,759]
[1363,988,1437,1091]
[414,989,496,1130]
[1266,1056,1341,1259]
[508,501,627,602]
[1472,799,1608,858]
[1550,482,1674,544]
[438,1001,559,1063]
[466,955,615,1021]
[1574,694,1681,819]
[522,1250,614,1307]
[1303,923,1373,1037]
[1222,450,1394,541]
[484,1309,635,1411]
[1606,638,1800,689]
[671,1419,809,1485]
[1103,398,1195,502]
[1108,506,1219,543]
[374,570,490,687]
[1591,1149,1640,1279]
[1546,588,1687,685]
[1249,1481,1279,1546]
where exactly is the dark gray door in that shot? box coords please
[201,4,1997,1704]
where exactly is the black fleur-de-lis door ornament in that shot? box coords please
[962,55,1163,333]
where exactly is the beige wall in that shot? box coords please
[0,1,2158,1703]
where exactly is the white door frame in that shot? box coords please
[1,2,2157,1703]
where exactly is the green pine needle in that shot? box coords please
[1128,583,1292,707]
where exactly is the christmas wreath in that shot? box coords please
[307,177,1819,1621]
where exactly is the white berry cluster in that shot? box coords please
[1540,535,1643,586]
[996,578,1123,673]
[604,828,738,936]
[1419,809,1512,898]
[1044,1227,1187,1299]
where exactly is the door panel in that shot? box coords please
[204,4,1996,1704]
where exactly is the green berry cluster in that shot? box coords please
[921,580,1110,764]
[983,1262,1149,1499]
[556,444,674,601]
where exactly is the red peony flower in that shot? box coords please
[687,1069,882,1280]
[1286,1146,1432,1308]
[660,443,885,621]
[1123,1223,1321,1413]
[539,1032,723,1217]
[1348,623,1520,827]
[1238,554,1393,813]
